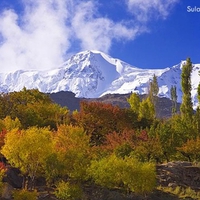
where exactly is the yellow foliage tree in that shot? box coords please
[53,125,91,181]
[1,127,53,189]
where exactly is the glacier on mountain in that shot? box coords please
[0,50,199,108]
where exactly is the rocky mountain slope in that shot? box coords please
[49,91,181,118]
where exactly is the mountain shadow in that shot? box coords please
[49,91,181,118]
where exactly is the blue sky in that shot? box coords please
[0,0,199,73]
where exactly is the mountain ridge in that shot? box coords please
[49,91,181,118]
[0,50,199,108]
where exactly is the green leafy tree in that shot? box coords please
[198,80,200,106]
[54,181,83,200]
[88,154,156,194]
[132,136,163,163]
[193,108,200,135]
[170,85,178,115]
[127,93,140,114]
[0,88,69,129]
[149,74,159,108]
[193,72,200,134]
[150,119,179,162]
[139,97,155,122]
[149,74,159,98]
[180,58,193,121]
[123,157,156,194]
[13,190,38,200]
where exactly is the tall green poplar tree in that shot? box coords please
[149,74,159,103]
[194,72,200,133]
[180,58,193,121]
[127,93,140,114]
[170,85,178,115]
[198,71,200,107]
[149,74,159,98]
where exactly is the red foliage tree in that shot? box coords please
[73,101,134,145]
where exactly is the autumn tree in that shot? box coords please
[180,58,193,121]
[2,116,21,131]
[52,125,91,181]
[0,88,69,129]
[132,135,163,163]
[74,101,135,145]
[101,130,136,158]
[177,137,200,162]
[1,127,53,190]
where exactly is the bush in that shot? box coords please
[122,157,156,194]
[54,181,83,200]
[13,189,38,200]
[114,143,133,158]
[88,154,156,194]
[87,154,124,189]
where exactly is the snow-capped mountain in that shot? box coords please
[0,50,199,108]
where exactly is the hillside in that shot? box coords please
[49,91,181,118]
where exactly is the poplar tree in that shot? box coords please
[148,74,159,111]
[147,74,159,118]
[170,85,178,115]
[127,93,140,114]
[149,74,159,98]
[198,81,200,107]
[194,74,200,133]
[180,58,193,121]
[139,97,155,121]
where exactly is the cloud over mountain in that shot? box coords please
[0,0,180,73]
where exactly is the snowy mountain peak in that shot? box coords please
[0,50,199,108]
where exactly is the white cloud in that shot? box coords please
[0,0,179,73]
[71,1,138,53]
[126,0,179,22]
[0,0,71,73]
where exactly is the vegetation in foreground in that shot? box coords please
[0,58,199,199]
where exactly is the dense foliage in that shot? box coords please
[0,60,199,198]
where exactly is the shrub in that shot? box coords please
[13,189,38,200]
[87,154,124,189]
[54,181,83,200]
[87,154,156,194]
[114,143,133,158]
[122,157,156,194]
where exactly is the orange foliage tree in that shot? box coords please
[73,101,136,145]
[101,130,136,157]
